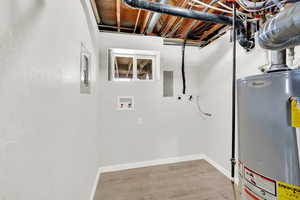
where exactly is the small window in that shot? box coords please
[114,56,134,81]
[109,48,160,81]
[137,58,153,80]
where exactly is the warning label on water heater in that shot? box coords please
[278,182,300,200]
[244,167,277,196]
[291,98,300,128]
[241,165,300,200]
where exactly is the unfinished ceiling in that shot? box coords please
[90,0,270,47]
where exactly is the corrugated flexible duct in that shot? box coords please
[258,2,300,50]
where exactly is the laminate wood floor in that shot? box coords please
[94,160,239,200]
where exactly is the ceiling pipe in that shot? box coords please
[123,0,254,50]
[183,0,220,40]
[146,0,170,34]
[124,0,241,27]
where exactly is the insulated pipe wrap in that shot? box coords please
[259,2,300,50]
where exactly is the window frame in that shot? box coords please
[136,55,155,82]
[112,54,135,82]
[109,48,160,82]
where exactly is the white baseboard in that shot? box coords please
[100,154,206,173]
[89,168,101,200]
[91,154,238,200]
[204,156,231,179]
[204,155,239,184]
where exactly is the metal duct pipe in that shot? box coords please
[268,50,288,71]
[259,2,300,50]
[146,0,170,34]
[124,0,242,27]
[123,0,254,50]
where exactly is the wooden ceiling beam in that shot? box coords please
[98,24,134,31]
[116,0,121,32]
[90,0,101,24]
[181,20,202,38]
[197,6,244,45]
[140,11,152,34]
[133,10,142,33]
[196,6,244,42]
[160,0,190,36]
[198,23,224,40]
[139,0,157,34]
[178,0,226,38]
[205,26,230,44]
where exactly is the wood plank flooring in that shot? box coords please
[94,160,239,200]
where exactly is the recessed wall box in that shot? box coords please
[117,96,134,111]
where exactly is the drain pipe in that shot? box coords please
[231,1,237,182]
[146,0,170,34]
[123,0,254,50]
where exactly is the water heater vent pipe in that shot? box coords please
[258,1,300,51]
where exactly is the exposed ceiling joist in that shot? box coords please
[134,10,142,33]
[140,0,157,34]
[99,24,134,31]
[116,0,121,32]
[160,0,189,36]
[179,0,226,39]
[198,23,224,40]
[141,11,153,34]
[205,26,230,44]
[180,20,200,38]
[94,0,255,48]
[90,0,101,23]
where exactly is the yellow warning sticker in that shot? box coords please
[291,99,300,128]
[278,182,300,200]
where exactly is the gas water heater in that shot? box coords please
[237,70,300,200]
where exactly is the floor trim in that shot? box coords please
[90,168,101,200]
[100,154,206,173]
[204,156,231,180]
[203,156,238,184]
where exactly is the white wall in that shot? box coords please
[97,33,208,166]
[0,1,100,200]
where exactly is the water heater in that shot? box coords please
[237,70,300,200]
